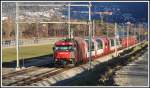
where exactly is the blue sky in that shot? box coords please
[68,2,148,23]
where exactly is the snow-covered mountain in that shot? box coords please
[2,2,67,21]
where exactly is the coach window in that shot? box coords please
[85,40,95,51]
[91,42,95,51]
[85,40,90,51]
[96,39,103,49]
[116,39,119,45]
[111,39,115,46]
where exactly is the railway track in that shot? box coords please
[2,66,71,86]
[2,66,41,79]
[14,67,70,86]
[2,55,72,86]
[2,60,53,79]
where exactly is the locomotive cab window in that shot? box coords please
[55,45,74,51]
[96,39,103,49]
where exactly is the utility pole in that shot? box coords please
[100,13,103,25]
[68,3,71,38]
[138,24,140,43]
[36,22,39,41]
[16,2,20,70]
[127,22,130,49]
[115,22,118,56]
[88,2,92,70]
[92,20,95,37]
[106,23,108,38]
[134,24,136,37]
[122,24,125,38]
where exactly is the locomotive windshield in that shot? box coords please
[54,45,74,51]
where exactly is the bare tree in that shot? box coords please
[2,17,15,40]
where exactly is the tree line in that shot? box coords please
[2,16,147,40]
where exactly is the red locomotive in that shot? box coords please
[53,36,138,66]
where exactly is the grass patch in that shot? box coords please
[2,44,54,62]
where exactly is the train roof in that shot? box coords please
[55,38,74,46]
[55,41,73,46]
